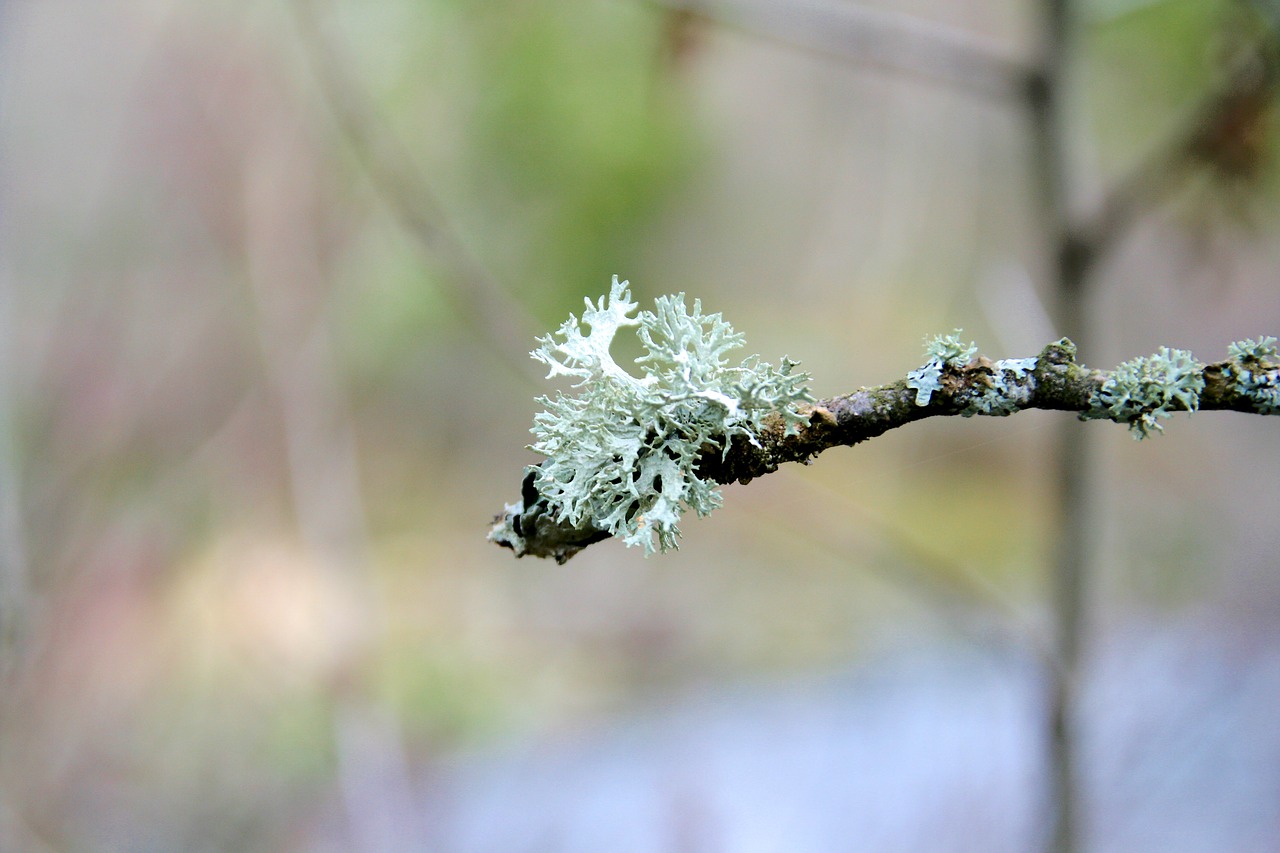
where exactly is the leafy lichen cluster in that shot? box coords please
[1085,346,1204,438]
[512,277,813,555]
[906,331,978,407]
[1227,336,1280,414]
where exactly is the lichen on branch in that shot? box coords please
[490,279,1278,562]
[498,276,812,558]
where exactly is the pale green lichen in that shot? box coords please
[1085,346,1204,438]
[525,276,812,554]
[1227,336,1280,414]
[906,331,977,407]
[1227,336,1278,362]
[962,357,1038,417]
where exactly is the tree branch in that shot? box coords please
[491,337,1277,562]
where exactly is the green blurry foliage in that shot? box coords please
[459,2,698,311]
[1090,0,1239,116]
[1088,0,1280,207]
[374,646,512,742]
[332,0,700,380]
[333,217,447,383]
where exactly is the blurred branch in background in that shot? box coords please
[0,245,31,682]
[1025,0,1087,847]
[240,82,425,850]
[646,0,1030,101]
[286,0,546,387]
[1029,3,1279,848]
[1073,38,1279,277]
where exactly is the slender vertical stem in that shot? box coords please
[1027,1,1091,852]
[1046,409,1088,853]
[0,249,30,684]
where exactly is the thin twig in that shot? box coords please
[645,0,1032,101]
[0,246,31,684]
[241,116,422,852]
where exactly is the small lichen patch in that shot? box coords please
[1085,346,1204,438]
[962,357,1038,417]
[1227,336,1280,414]
[906,330,977,407]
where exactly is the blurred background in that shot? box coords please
[2,0,1279,850]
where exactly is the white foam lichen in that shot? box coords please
[522,276,813,555]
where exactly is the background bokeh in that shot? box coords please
[2,1,1279,850]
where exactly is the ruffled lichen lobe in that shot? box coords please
[494,276,813,555]
[1226,336,1280,414]
[1083,346,1205,438]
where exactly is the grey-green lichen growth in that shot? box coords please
[1084,346,1204,438]
[1227,336,1280,414]
[962,357,1038,416]
[906,331,977,407]
[517,276,813,555]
